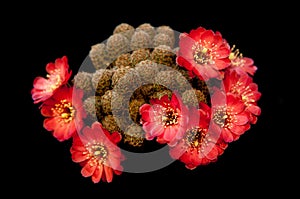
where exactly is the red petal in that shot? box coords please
[108,156,122,171]
[249,115,258,124]
[53,125,71,141]
[176,56,194,70]
[222,128,234,143]
[162,127,173,142]
[230,124,248,136]
[109,132,122,144]
[169,143,186,159]
[178,34,195,59]
[216,47,230,58]
[234,114,249,125]
[81,161,97,177]
[40,105,53,117]
[204,65,220,78]
[92,164,103,183]
[189,27,206,41]
[43,118,56,131]
[104,166,113,183]
[245,65,257,76]
[214,59,230,70]
[32,77,49,89]
[243,57,254,66]
[71,150,88,163]
[205,145,218,160]
[247,105,261,115]
[200,30,215,45]
[70,143,86,153]
[156,134,168,144]
[212,34,223,48]
[189,150,202,166]
[140,103,151,113]
[170,93,180,107]
[227,94,245,113]
[45,62,55,73]
[192,64,218,80]
[144,123,164,139]
[114,168,123,176]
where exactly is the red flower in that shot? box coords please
[228,46,257,76]
[70,122,124,183]
[211,89,250,143]
[169,103,228,170]
[224,70,261,124]
[40,86,86,141]
[139,93,189,146]
[31,56,72,104]
[176,27,231,80]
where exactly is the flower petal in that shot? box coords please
[71,150,88,163]
[81,161,97,177]
[205,144,218,160]
[91,164,103,183]
[234,114,249,125]
[104,166,113,183]
[247,105,261,115]
[222,128,234,143]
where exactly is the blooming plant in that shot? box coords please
[31,23,261,183]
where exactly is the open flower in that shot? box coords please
[176,26,231,80]
[224,70,261,124]
[31,56,72,104]
[139,93,189,146]
[211,89,250,143]
[228,45,257,76]
[40,86,86,141]
[70,122,124,183]
[169,103,227,169]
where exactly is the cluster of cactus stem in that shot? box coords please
[74,23,210,148]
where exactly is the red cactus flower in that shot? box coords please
[70,122,124,183]
[31,56,72,104]
[40,86,86,141]
[224,70,261,124]
[211,89,250,143]
[139,93,189,146]
[176,26,231,80]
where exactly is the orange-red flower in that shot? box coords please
[176,27,231,80]
[70,122,124,183]
[169,103,227,170]
[31,56,72,104]
[211,89,250,143]
[40,86,86,141]
[224,70,261,124]
[139,93,189,146]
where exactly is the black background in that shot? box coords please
[8,1,294,197]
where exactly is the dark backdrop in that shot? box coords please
[10,1,293,197]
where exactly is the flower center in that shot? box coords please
[85,142,108,164]
[161,106,179,127]
[186,127,207,147]
[192,43,214,65]
[52,99,75,124]
[213,106,232,128]
[45,69,62,92]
